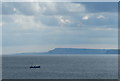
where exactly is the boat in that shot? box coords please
[30,65,40,68]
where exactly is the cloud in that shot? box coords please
[55,16,71,26]
[2,2,40,15]
[2,2,118,16]
[2,2,117,28]
[2,2,86,15]
[82,16,89,20]
[80,13,117,27]
[12,15,41,29]
[0,22,3,27]
[97,15,105,19]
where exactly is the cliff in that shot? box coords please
[47,48,118,54]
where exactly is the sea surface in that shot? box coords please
[2,54,118,79]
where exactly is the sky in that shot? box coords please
[1,2,118,54]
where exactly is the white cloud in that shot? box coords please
[0,22,2,27]
[0,22,4,27]
[12,15,45,30]
[13,8,17,12]
[56,16,71,25]
[82,16,89,20]
[66,3,85,12]
[97,15,105,19]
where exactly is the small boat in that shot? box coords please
[30,65,40,68]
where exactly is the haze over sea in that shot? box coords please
[2,54,118,79]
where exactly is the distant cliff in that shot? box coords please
[16,48,118,55]
[47,48,118,54]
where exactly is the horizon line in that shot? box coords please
[2,47,119,55]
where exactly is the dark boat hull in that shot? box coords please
[30,66,40,68]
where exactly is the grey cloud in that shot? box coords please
[2,2,118,28]
[2,2,38,15]
[2,2,16,15]
[2,2,86,15]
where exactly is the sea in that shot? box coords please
[2,54,118,79]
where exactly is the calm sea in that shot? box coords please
[2,54,118,79]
